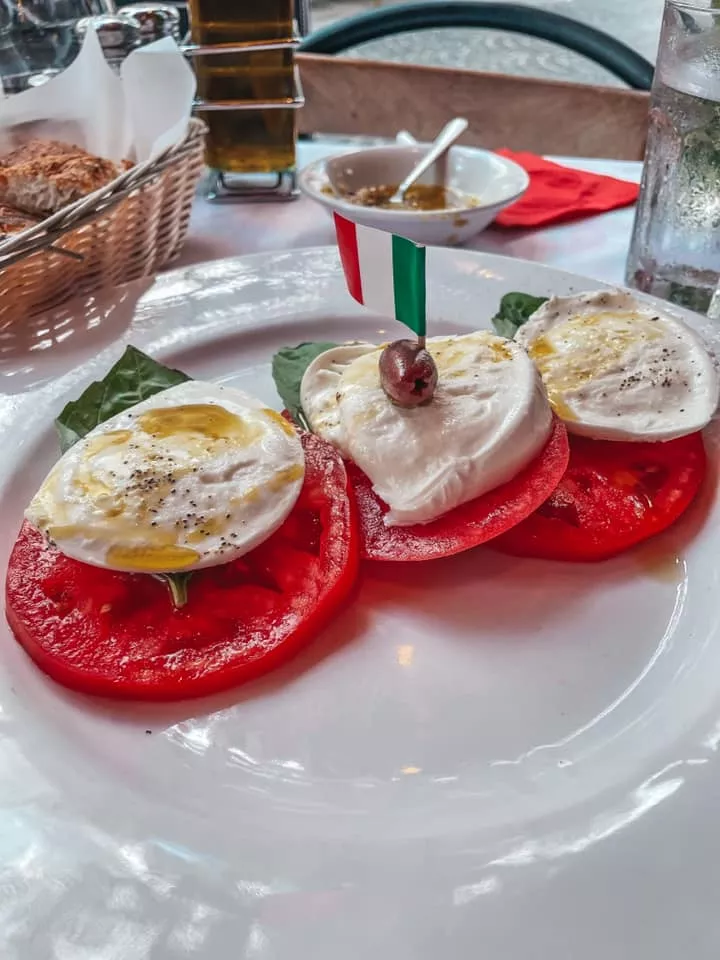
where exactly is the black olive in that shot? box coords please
[378,339,438,407]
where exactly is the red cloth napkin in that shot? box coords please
[493,149,640,228]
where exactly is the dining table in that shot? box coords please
[7,138,720,960]
[177,141,643,287]
[0,142,643,398]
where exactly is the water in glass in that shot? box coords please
[627,1,720,313]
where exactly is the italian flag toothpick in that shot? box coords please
[334,212,427,337]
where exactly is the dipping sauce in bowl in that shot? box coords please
[348,183,477,211]
[303,143,530,245]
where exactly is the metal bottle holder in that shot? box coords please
[183,0,309,201]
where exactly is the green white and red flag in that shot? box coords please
[333,212,427,337]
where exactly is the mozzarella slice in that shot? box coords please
[303,333,552,526]
[26,381,304,574]
[300,342,376,455]
[516,290,719,441]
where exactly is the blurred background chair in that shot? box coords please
[297,1,653,160]
[300,2,654,90]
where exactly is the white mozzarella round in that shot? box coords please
[302,333,552,526]
[26,381,304,574]
[515,290,719,441]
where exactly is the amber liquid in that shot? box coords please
[189,0,296,174]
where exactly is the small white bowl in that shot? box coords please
[298,144,529,246]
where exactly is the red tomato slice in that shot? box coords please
[5,433,359,700]
[494,432,707,562]
[348,417,570,562]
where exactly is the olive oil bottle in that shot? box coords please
[189,0,296,174]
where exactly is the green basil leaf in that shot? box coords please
[55,345,190,453]
[271,341,337,430]
[668,281,713,315]
[491,292,549,339]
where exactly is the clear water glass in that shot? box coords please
[0,0,112,92]
[627,0,720,314]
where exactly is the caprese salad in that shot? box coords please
[496,290,715,560]
[5,348,359,700]
[276,288,717,563]
[4,288,717,702]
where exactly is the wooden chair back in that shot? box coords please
[297,54,650,160]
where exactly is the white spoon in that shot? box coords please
[388,116,468,206]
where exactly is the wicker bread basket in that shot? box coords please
[0,117,206,326]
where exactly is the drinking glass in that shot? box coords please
[627,0,720,313]
[0,0,113,91]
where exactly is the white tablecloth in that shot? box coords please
[177,142,643,286]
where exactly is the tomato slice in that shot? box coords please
[348,417,569,561]
[6,433,359,700]
[494,432,707,562]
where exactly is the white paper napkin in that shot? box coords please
[0,28,196,163]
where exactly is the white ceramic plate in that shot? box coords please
[2,247,720,960]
